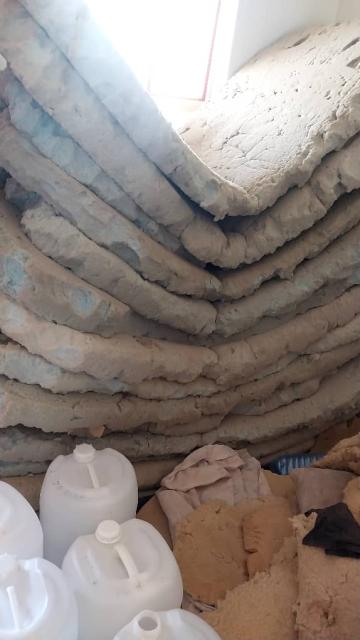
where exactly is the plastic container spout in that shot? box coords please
[133,611,162,639]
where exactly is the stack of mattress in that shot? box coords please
[0,0,359,481]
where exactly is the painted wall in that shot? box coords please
[228,0,339,76]
[337,0,360,19]
[207,0,360,97]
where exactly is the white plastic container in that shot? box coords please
[40,444,138,566]
[113,609,221,640]
[0,554,78,640]
[62,519,183,640]
[0,481,43,559]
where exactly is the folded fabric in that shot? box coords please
[290,467,354,512]
[315,432,360,474]
[303,503,360,558]
[157,445,271,539]
[294,512,360,640]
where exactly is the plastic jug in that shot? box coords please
[0,481,43,559]
[40,444,138,566]
[113,609,222,640]
[62,519,183,640]
[0,554,78,640]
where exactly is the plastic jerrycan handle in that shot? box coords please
[115,543,140,585]
[0,491,12,528]
[1,557,48,633]
[73,444,100,489]
[7,586,22,631]
[95,521,142,587]
[133,611,162,639]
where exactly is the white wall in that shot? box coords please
[207,0,360,97]
[337,0,360,19]
[228,0,339,76]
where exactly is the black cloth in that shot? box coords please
[303,502,360,559]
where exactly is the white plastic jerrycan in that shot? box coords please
[0,554,78,640]
[40,444,138,566]
[62,519,183,640]
[113,609,222,640]
[0,481,43,559]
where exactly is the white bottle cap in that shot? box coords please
[73,444,96,464]
[95,520,122,545]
